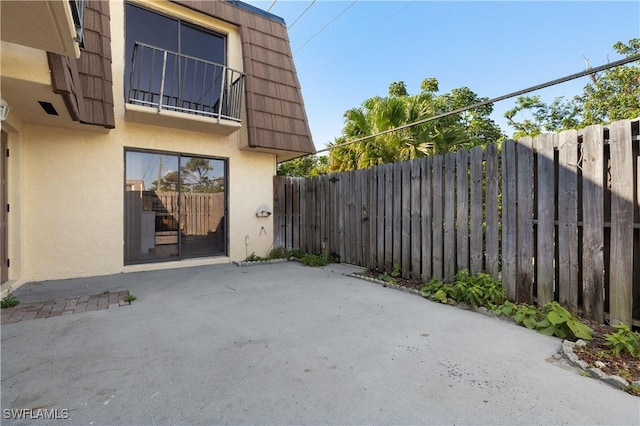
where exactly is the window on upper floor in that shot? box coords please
[69,0,86,47]
[124,3,244,122]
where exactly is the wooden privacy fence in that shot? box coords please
[274,118,640,325]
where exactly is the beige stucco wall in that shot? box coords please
[2,0,278,282]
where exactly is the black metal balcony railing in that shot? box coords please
[128,42,245,122]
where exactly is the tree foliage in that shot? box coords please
[505,38,640,138]
[327,78,503,172]
[153,158,224,193]
[277,155,328,177]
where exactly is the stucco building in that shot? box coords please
[0,0,315,290]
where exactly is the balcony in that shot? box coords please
[125,42,245,135]
[0,0,83,58]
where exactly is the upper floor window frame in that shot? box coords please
[124,2,228,68]
[123,2,245,124]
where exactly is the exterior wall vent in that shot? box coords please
[38,101,59,116]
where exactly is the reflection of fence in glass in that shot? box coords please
[151,192,225,237]
[128,42,244,121]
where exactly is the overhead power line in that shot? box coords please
[315,54,640,155]
[288,0,316,30]
[317,1,414,66]
[266,0,277,12]
[294,0,358,54]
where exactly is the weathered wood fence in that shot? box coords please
[274,119,640,325]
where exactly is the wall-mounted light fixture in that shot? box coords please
[0,98,11,122]
[256,204,272,218]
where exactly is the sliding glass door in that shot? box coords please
[124,150,227,264]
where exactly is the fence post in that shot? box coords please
[501,140,517,300]
[558,130,579,313]
[444,153,457,282]
[485,143,500,280]
[609,119,634,326]
[516,137,534,304]
[470,146,483,275]
[535,133,556,306]
[581,124,605,323]
[456,150,469,272]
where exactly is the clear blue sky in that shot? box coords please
[244,0,640,151]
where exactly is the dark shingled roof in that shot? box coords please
[48,0,315,157]
[48,1,115,129]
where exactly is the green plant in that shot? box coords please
[449,270,505,308]
[391,263,401,278]
[420,279,458,305]
[267,247,289,260]
[605,324,640,358]
[0,289,19,309]
[378,271,396,285]
[288,249,305,260]
[124,294,137,303]
[244,252,262,262]
[537,302,592,341]
[497,301,592,341]
[513,304,542,330]
[495,300,518,317]
[301,253,332,267]
[627,383,640,397]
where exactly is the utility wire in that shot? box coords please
[315,54,640,155]
[317,1,414,66]
[294,0,358,54]
[266,0,277,12]
[288,0,317,30]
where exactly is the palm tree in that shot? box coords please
[328,78,500,172]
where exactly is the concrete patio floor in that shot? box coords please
[1,262,638,425]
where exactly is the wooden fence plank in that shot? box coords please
[331,174,339,259]
[536,134,556,306]
[368,168,377,269]
[411,159,422,280]
[338,173,346,261]
[273,176,284,248]
[352,172,360,264]
[393,163,402,272]
[362,169,371,268]
[313,177,319,252]
[285,177,293,249]
[384,163,393,271]
[501,140,517,300]
[456,150,469,272]
[323,175,330,254]
[432,155,444,280]
[298,178,306,252]
[421,157,432,281]
[558,130,579,313]
[581,124,605,323]
[377,166,385,270]
[352,171,359,263]
[485,143,499,280]
[470,146,483,275]
[292,178,300,250]
[402,161,412,278]
[516,137,534,304]
[444,153,457,282]
[345,172,354,263]
[609,119,634,325]
[317,177,323,252]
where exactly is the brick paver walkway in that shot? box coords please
[1,291,132,324]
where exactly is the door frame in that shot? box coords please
[1,131,8,284]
